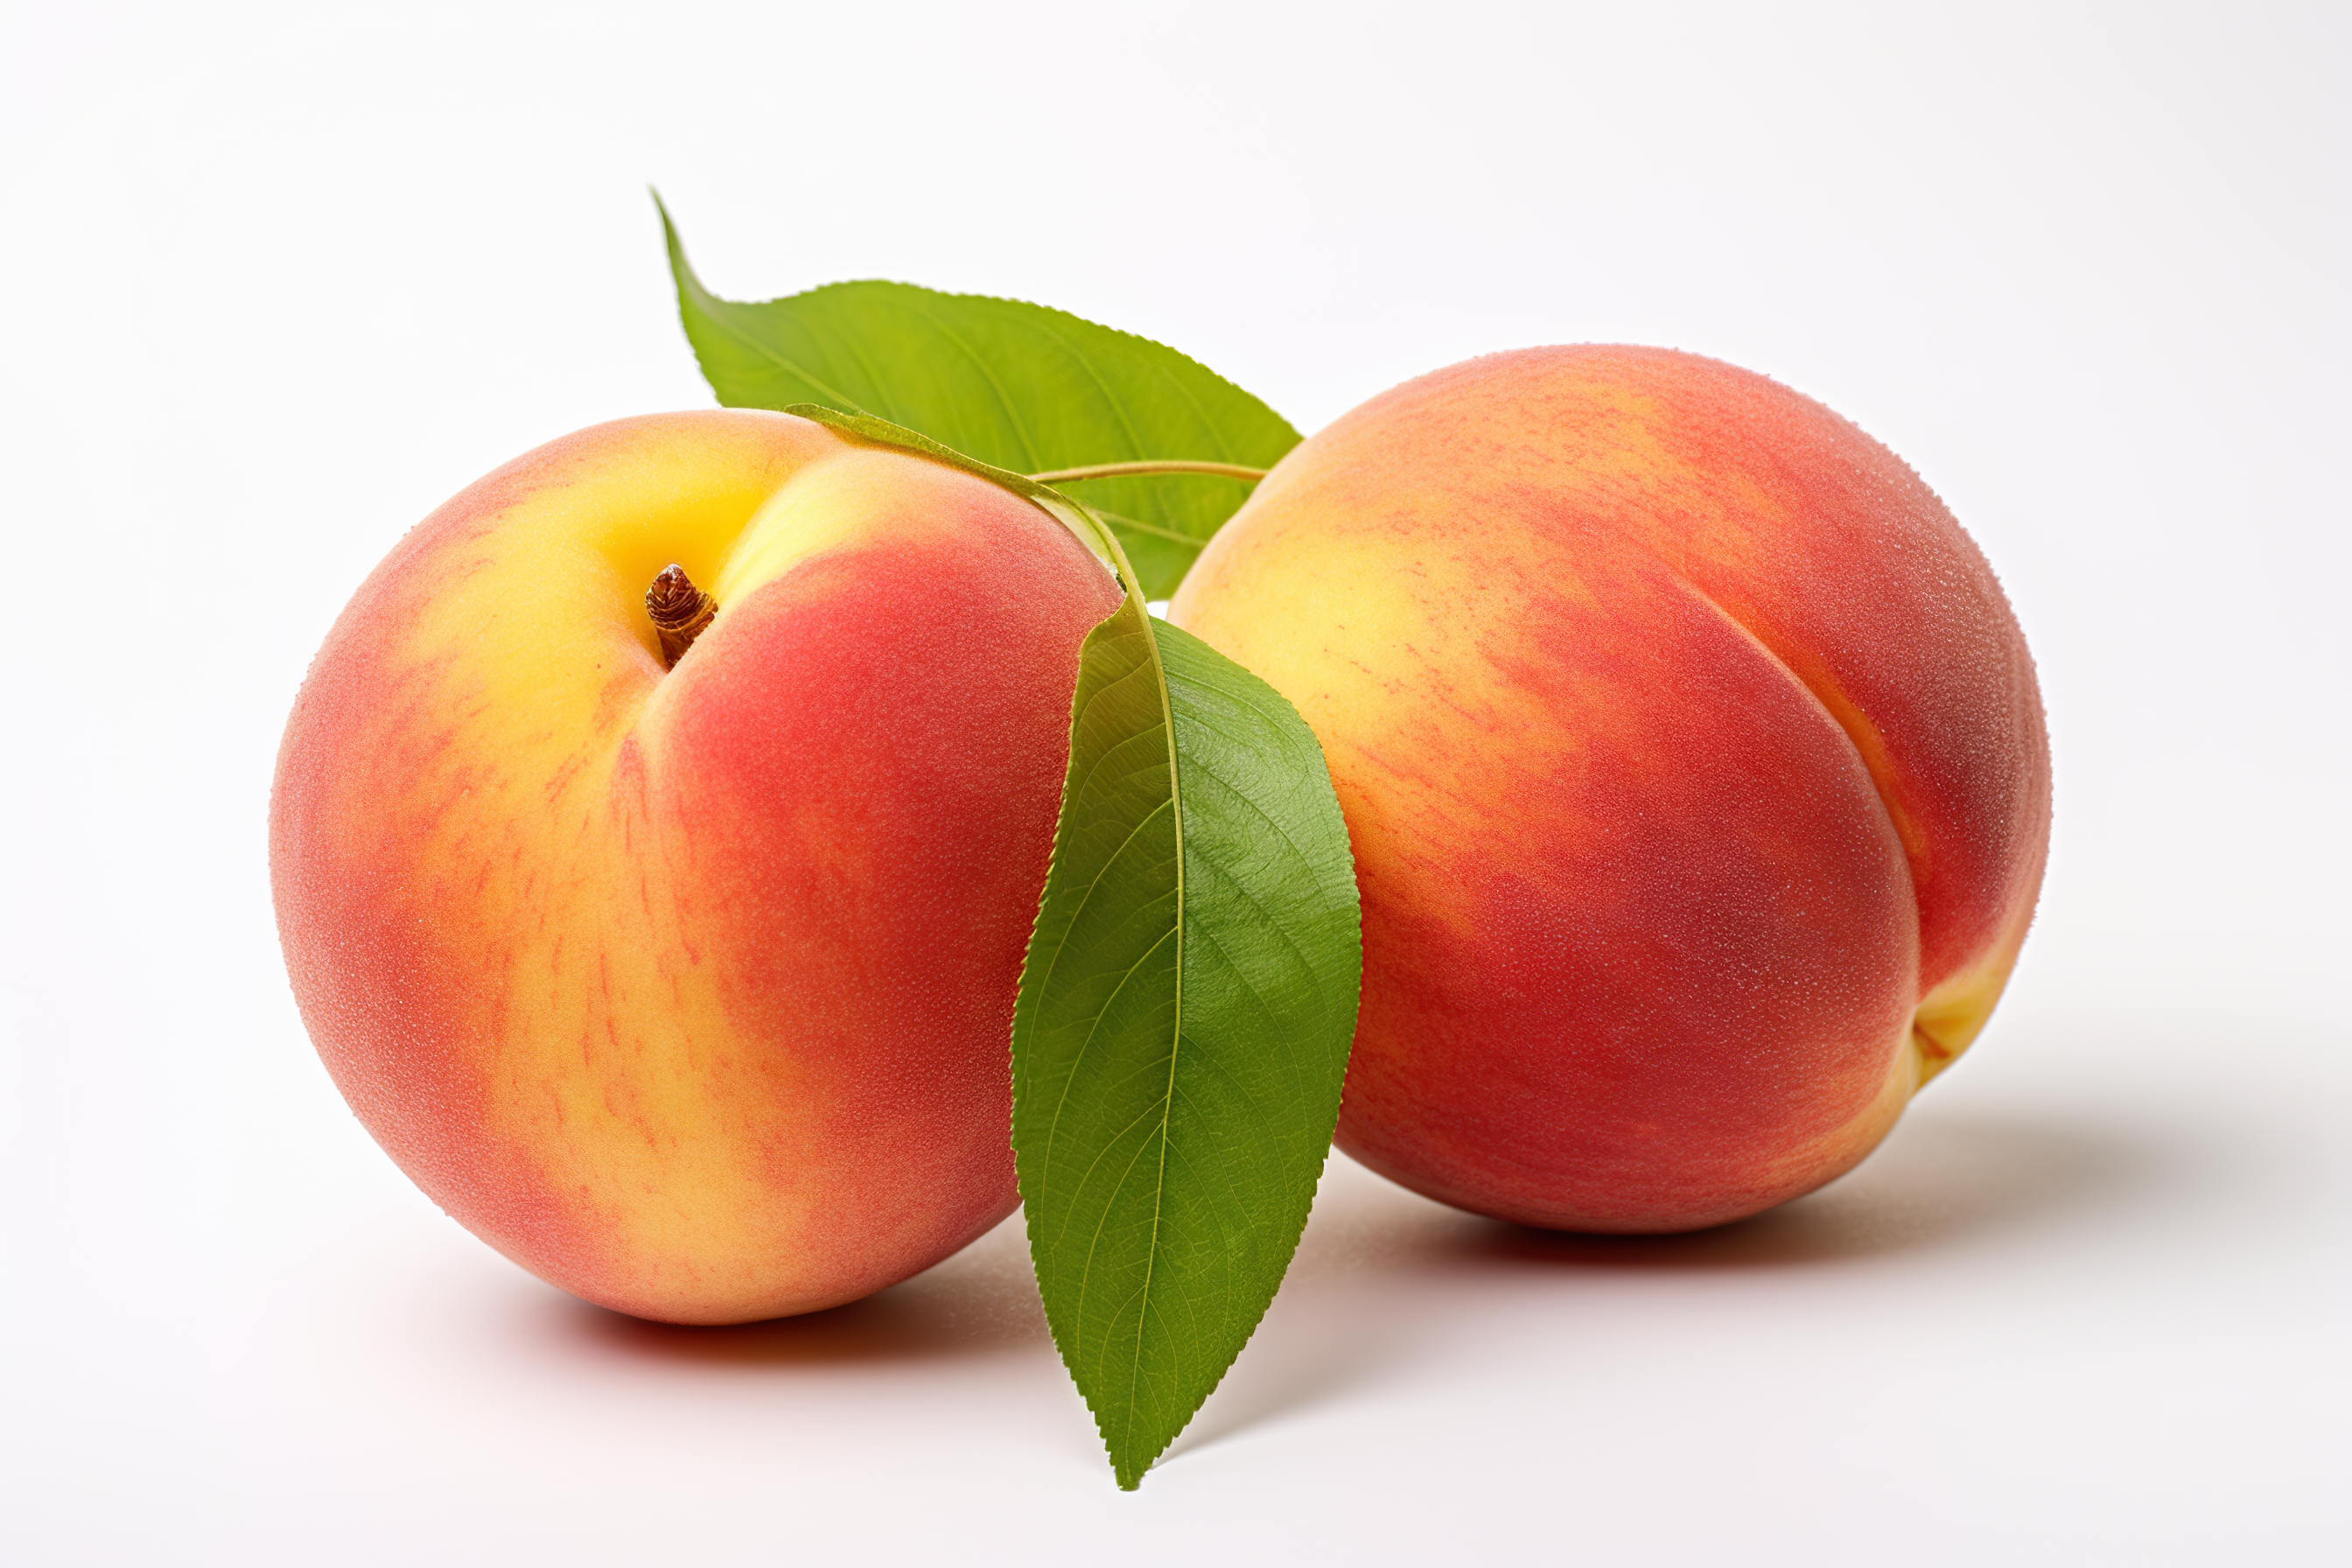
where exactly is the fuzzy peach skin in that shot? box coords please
[271,411,1119,1322]
[1171,347,2050,1232]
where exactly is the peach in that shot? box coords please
[271,411,1119,1321]
[1170,347,2050,1232]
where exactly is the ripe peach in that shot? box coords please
[1170,347,2050,1232]
[271,411,1119,1321]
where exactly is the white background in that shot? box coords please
[4,3,2346,1563]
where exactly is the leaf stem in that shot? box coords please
[1027,459,1269,485]
[1088,508,1208,549]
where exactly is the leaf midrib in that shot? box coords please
[1123,594,1187,1477]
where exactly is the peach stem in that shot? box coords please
[646,564,718,668]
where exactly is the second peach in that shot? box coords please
[1171,346,2051,1233]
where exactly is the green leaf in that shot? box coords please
[1015,601,1362,1488]
[659,195,1302,598]
[780,404,1362,1491]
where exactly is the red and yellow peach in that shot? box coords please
[1171,346,2050,1232]
[270,411,1119,1322]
